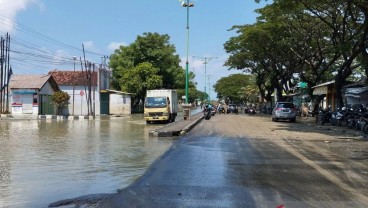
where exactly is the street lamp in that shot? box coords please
[180,0,194,104]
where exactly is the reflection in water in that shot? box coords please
[0,115,171,208]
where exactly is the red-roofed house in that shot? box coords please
[49,68,131,116]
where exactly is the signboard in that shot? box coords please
[13,89,36,94]
[80,90,85,96]
[313,86,328,95]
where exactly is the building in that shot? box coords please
[49,68,131,116]
[312,81,336,110]
[9,74,60,115]
[342,78,368,106]
[102,90,132,115]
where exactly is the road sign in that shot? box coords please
[80,90,85,96]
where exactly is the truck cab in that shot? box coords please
[144,89,178,124]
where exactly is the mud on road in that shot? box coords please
[191,113,368,205]
[50,112,368,208]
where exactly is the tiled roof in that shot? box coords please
[48,70,97,86]
[9,74,59,91]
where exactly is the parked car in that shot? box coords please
[272,102,296,122]
[227,104,239,114]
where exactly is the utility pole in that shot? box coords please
[72,56,76,116]
[101,55,108,67]
[192,56,217,102]
[206,75,213,102]
[0,37,3,114]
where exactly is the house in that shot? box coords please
[101,89,132,115]
[49,68,131,116]
[312,80,336,110]
[342,78,368,106]
[9,74,60,115]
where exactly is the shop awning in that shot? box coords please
[312,80,335,95]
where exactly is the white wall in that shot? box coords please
[110,94,131,115]
[61,85,101,116]
[39,82,54,95]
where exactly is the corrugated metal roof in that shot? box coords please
[343,86,368,95]
[101,89,133,95]
[311,80,335,89]
[9,74,53,89]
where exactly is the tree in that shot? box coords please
[252,0,368,107]
[213,74,256,104]
[109,32,197,111]
[51,91,70,115]
[119,62,162,109]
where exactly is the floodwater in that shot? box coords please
[0,114,175,208]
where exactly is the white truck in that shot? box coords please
[144,89,178,123]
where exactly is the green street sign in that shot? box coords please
[298,82,308,88]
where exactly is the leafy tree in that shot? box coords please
[51,91,70,115]
[239,83,260,104]
[119,62,162,108]
[251,0,368,107]
[109,32,197,111]
[213,74,256,104]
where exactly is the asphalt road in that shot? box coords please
[50,113,368,208]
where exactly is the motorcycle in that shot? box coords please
[218,106,225,114]
[249,108,256,115]
[316,106,332,125]
[331,107,347,126]
[204,107,212,120]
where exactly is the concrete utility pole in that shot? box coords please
[72,56,76,116]
[0,37,4,113]
[192,56,217,102]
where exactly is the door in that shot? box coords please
[40,95,54,115]
[100,92,109,115]
[22,94,33,114]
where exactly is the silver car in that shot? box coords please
[272,102,297,122]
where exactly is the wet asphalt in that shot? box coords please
[50,114,368,208]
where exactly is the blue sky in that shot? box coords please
[0,0,268,98]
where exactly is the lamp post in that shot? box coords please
[181,0,193,104]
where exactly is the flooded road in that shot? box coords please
[0,114,175,208]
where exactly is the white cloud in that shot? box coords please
[0,0,41,33]
[82,40,102,55]
[107,41,127,51]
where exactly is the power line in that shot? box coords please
[192,56,218,101]
[0,12,110,74]
[0,13,107,57]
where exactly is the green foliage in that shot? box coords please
[51,91,70,115]
[119,62,162,98]
[226,0,368,106]
[110,32,186,90]
[109,32,197,111]
[213,74,257,104]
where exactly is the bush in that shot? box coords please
[51,91,70,115]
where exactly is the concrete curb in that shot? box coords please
[149,115,204,137]
[179,115,204,136]
[0,114,96,121]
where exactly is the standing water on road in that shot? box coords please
[0,114,173,208]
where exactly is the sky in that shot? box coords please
[0,0,268,99]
